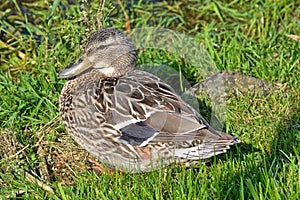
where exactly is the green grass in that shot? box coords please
[0,0,299,199]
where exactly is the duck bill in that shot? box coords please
[59,57,93,78]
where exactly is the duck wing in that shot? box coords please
[95,70,237,150]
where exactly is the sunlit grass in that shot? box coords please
[0,0,299,199]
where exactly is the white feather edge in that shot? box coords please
[173,145,231,160]
[113,110,155,130]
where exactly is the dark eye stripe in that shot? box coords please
[86,44,112,56]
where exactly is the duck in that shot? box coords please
[59,27,239,173]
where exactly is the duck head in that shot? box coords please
[59,28,137,78]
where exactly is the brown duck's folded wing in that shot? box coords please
[95,70,219,147]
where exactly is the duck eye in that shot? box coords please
[97,45,107,50]
[77,58,83,63]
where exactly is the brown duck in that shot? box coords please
[59,28,239,173]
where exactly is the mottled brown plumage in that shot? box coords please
[59,28,239,173]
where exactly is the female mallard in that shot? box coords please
[59,28,239,173]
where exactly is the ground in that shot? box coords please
[0,0,299,199]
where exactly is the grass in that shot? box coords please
[0,0,299,199]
